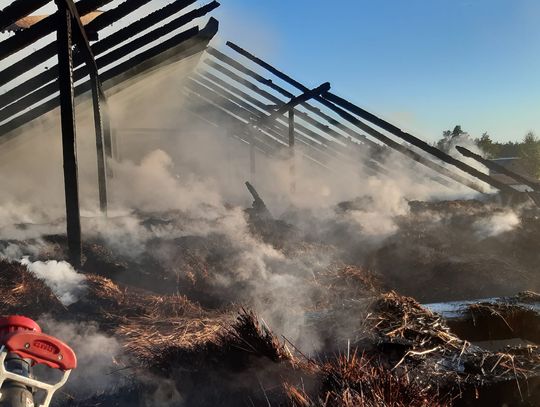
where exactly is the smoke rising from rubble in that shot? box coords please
[473,210,521,238]
[21,258,86,306]
[0,55,519,354]
[36,317,127,399]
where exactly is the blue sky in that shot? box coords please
[1,0,538,144]
[213,0,540,143]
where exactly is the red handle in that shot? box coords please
[5,332,77,371]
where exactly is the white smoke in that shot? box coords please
[36,317,127,399]
[20,258,86,306]
[473,210,521,238]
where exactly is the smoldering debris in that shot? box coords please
[0,188,539,406]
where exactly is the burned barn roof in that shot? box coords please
[184,42,540,199]
[1,10,102,32]
[0,0,538,265]
[0,0,219,139]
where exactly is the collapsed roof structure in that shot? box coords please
[1,0,539,267]
[1,3,540,406]
[0,0,219,265]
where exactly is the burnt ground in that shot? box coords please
[0,197,539,406]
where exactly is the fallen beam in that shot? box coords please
[457,146,540,192]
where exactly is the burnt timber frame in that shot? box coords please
[191,64,392,178]
[225,41,519,195]
[54,0,116,265]
[248,82,330,187]
[185,74,373,177]
[0,0,220,266]
[202,47,467,191]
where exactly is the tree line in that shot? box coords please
[437,125,540,178]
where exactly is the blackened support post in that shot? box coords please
[103,113,114,177]
[56,0,82,267]
[288,109,296,193]
[90,75,108,214]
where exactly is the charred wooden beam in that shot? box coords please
[182,93,283,155]
[225,42,490,193]
[456,146,540,192]
[203,51,452,188]
[191,73,386,179]
[0,0,205,101]
[83,0,154,32]
[272,83,330,116]
[60,0,97,72]
[56,0,82,267]
[322,91,517,194]
[0,1,219,115]
[185,79,288,145]
[187,76,350,167]
[289,109,296,193]
[194,72,332,148]
[198,68,334,146]
[63,0,112,199]
[0,42,57,89]
[245,181,272,219]
[206,47,374,146]
[186,93,335,173]
[188,79,371,179]
[0,0,50,31]
[184,84,338,173]
[196,68,392,179]
[0,19,217,137]
[0,0,114,61]
[90,76,108,213]
[0,10,214,122]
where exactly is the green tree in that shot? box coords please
[475,132,498,158]
[519,131,540,178]
[437,125,468,152]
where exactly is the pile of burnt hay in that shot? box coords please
[372,292,461,351]
[365,292,540,404]
[368,203,540,302]
[126,310,308,406]
[0,259,64,318]
[408,199,492,216]
[285,352,446,407]
[67,274,229,364]
[76,274,205,321]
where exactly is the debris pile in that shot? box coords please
[0,186,539,406]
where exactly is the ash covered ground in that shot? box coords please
[1,185,539,406]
